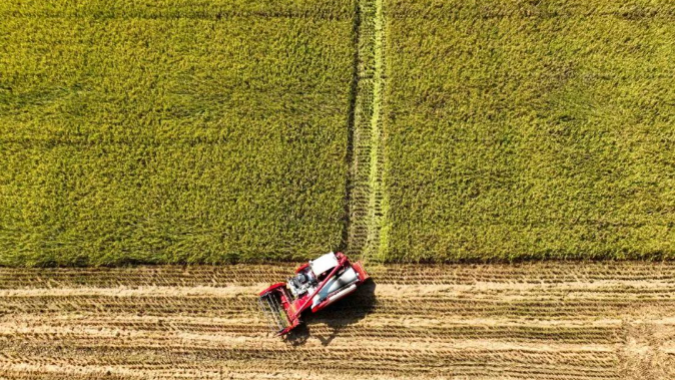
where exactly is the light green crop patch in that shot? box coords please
[383,0,675,261]
[0,0,356,266]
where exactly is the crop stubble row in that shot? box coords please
[1,262,674,379]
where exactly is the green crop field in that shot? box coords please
[383,0,675,261]
[0,0,356,266]
[2,0,674,266]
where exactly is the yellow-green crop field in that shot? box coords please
[0,0,355,266]
[383,0,675,261]
[1,0,675,266]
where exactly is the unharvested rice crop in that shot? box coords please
[2,0,674,266]
[383,0,675,261]
[0,0,356,266]
[1,262,674,379]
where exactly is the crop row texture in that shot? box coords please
[383,0,675,261]
[2,263,675,379]
[0,0,356,265]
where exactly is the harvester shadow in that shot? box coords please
[284,279,376,347]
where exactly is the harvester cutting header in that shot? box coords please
[258,252,369,335]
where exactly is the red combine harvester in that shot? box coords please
[258,252,369,335]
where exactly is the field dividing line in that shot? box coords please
[366,0,387,262]
[347,0,386,261]
[347,0,388,262]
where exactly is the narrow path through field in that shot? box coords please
[1,262,674,379]
[348,0,387,262]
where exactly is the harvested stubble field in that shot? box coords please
[1,262,675,379]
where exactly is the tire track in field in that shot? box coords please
[348,0,387,261]
[364,0,387,261]
[1,263,675,379]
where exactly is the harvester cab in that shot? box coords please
[258,252,369,336]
